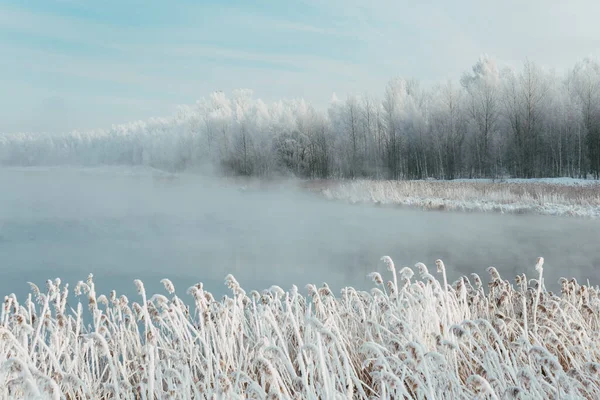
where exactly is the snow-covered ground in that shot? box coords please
[308,179,600,218]
[449,177,600,186]
[2,256,599,399]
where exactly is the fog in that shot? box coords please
[1,167,599,302]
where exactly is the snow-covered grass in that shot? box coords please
[451,177,600,187]
[307,179,600,218]
[2,257,600,399]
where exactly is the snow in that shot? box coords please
[449,177,600,186]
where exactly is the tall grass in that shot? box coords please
[1,257,600,399]
[306,179,600,218]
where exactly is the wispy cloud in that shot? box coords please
[2,0,600,133]
[0,5,131,46]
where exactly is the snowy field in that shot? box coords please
[307,178,600,218]
[2,167,600,399]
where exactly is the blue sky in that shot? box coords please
[1,0,600,133]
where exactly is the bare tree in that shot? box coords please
[5,57,600,181]
[461,56,501,177]
[571,58,600,178]
[431,81,466,179]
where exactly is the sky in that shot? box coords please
[1,0,599,134]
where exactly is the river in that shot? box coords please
[1,167,598,303]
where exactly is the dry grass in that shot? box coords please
[302,179,600,218]
[2,257,600,399]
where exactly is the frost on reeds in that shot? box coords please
[310,179,600,218]
[2,258,600,399]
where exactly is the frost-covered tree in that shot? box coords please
[501,60,550,178]
[430,81,467,179]
[381,78,408,179]
[461,55,501,177]
[571,57,600,178]
[3,56,600,180]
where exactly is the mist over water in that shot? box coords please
[1,167,599,303]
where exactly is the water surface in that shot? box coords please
[1,167,598,303]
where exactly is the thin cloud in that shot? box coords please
[2,0,600,133]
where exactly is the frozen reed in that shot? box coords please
[2,257,600,399]
[305,179,600,218]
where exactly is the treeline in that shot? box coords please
[2,56,600,180]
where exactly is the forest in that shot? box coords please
[2,56,600,180]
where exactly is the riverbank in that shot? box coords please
[301,178,600,218]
